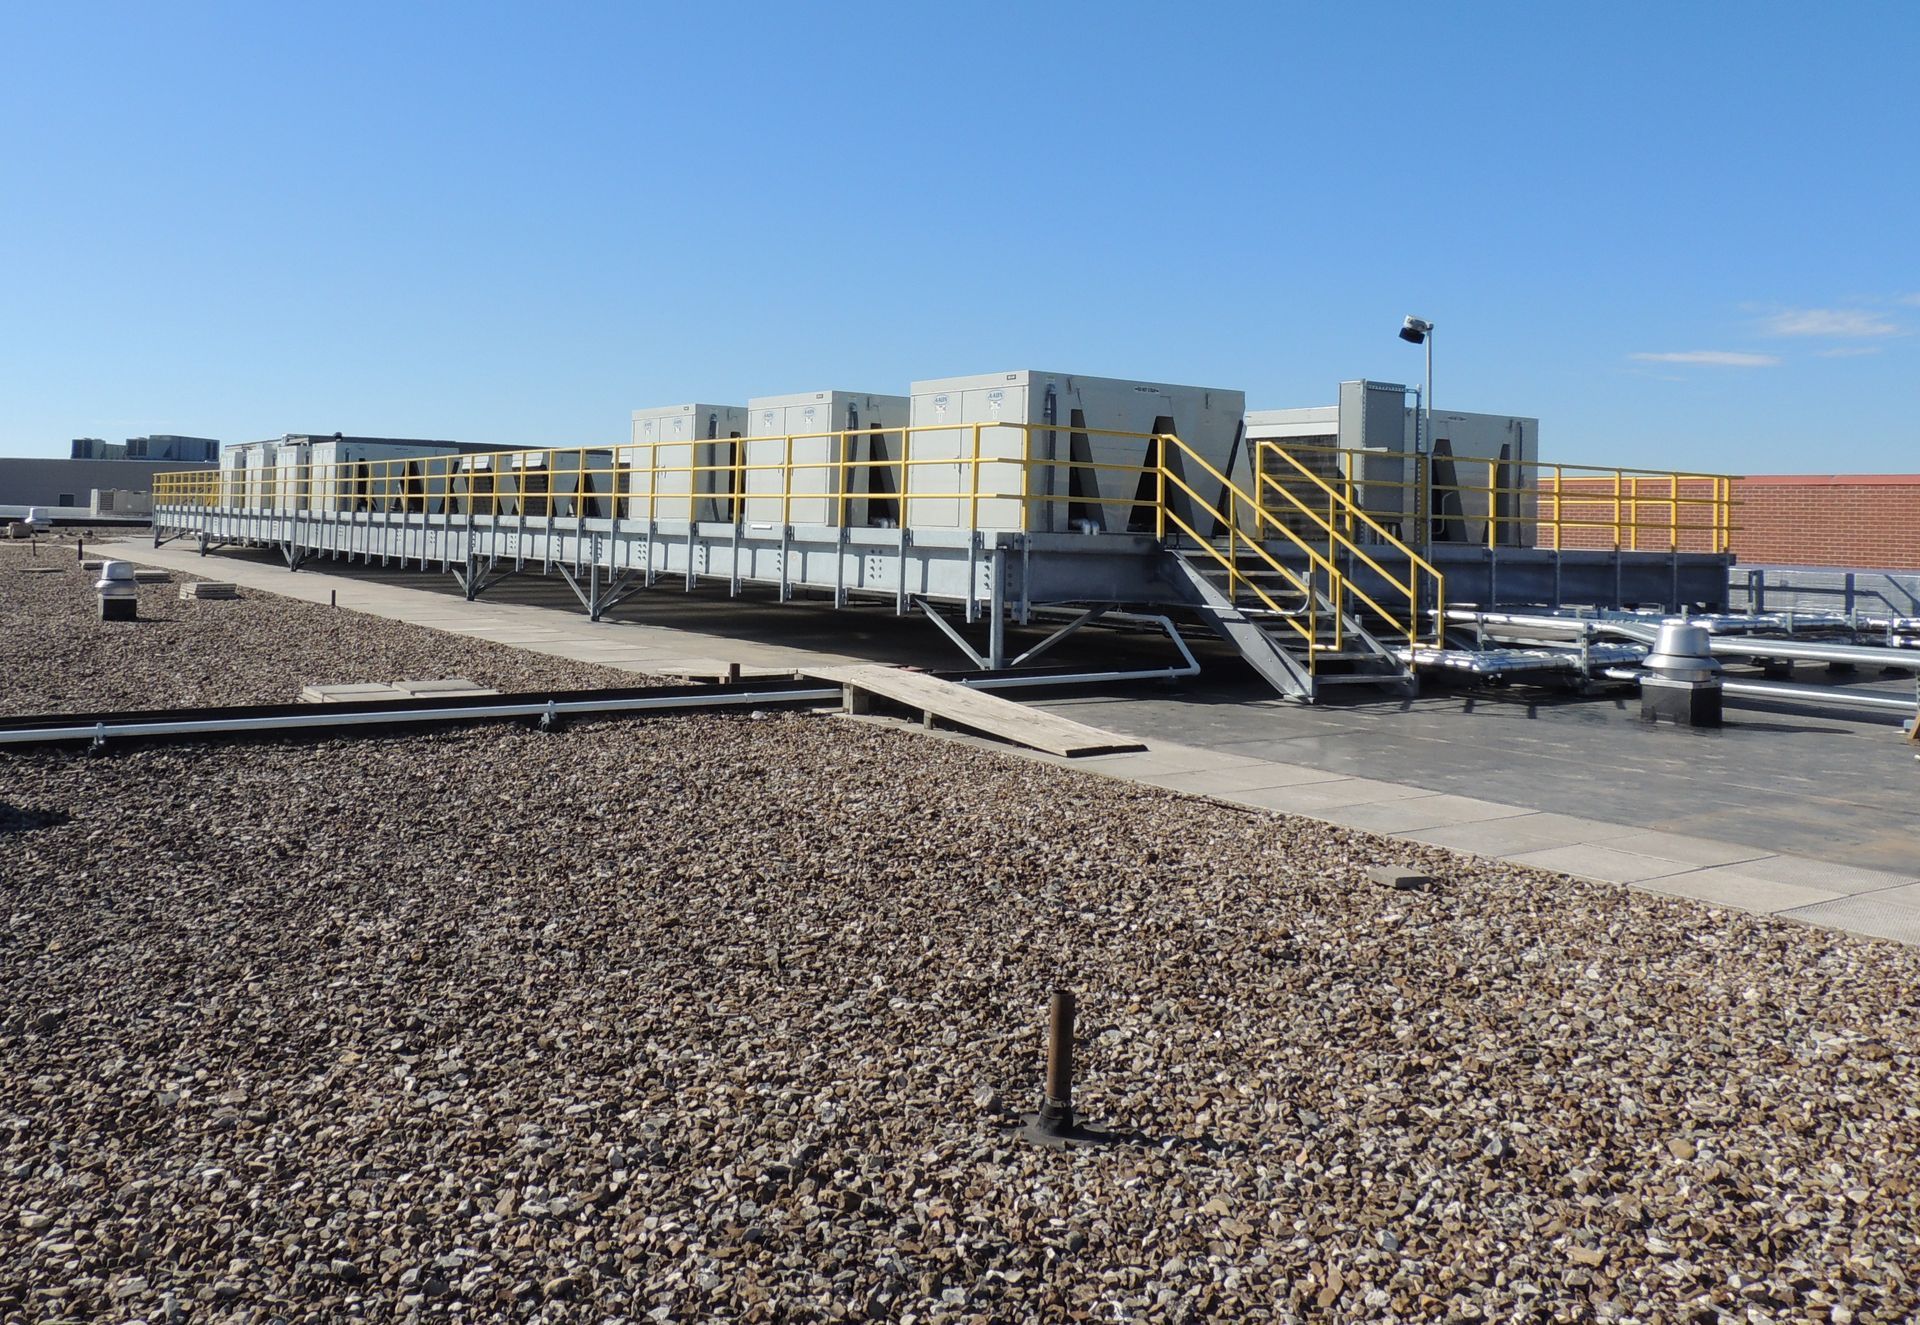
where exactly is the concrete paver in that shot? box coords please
[1226,777,1445,813]
[1501,844,1713,885]
[1400,821,1592,858]
[1316,794,1537,835]
[1637,868,1848,917]
[1778,885,1920,944]
[1680,853,1919,897]
[1133,763,1350,795]
[1599,830,1773,868]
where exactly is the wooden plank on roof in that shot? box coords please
[801,664,1147,758]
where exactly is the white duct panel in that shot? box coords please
[1424,412,1539,548]
[448,452,502,516]
[241,444,280,512]
[907,371,1248,533]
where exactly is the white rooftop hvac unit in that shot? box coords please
[306,440,465,515]
[742,391,908,527]
[906,371,1248,533]
[1245,380,1539,546]
[620,405,749,523]
[497,449,614,520]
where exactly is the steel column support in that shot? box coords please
[988,545,1007,668]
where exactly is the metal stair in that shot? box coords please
[1164,546,1414,701]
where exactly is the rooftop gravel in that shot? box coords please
[0,540,643,714]
[3,709,1916,1322]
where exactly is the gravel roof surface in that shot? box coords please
[0,541,645,714]
[3,713,1916,1322]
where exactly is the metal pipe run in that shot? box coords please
[966,613,1202,691]
[1693,636,1920,672]
[1719,678,1920,715]
[0,685,842,747]
[0,649,1201,749]
[1445,608,1920,673]
[1600,669,1918,717]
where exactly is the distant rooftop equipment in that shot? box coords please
[219,435,521,515]
[72,435,219,462]
[1245,380,1539,546]
[907,371,1248,534]
[621,405,750,523]
[743,391,909,527]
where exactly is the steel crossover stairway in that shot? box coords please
[1163,547,1414,700]
[1151,434,1439,702]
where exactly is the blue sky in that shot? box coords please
[1,3,1915,472]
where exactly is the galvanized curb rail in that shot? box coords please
[0,680,841,749]
[0,664,1152,751]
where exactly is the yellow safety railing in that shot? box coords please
[149,428,1742,675]
[1249,442,1737,555]
[1256,443,1445,648]
[1150,433,1346,666]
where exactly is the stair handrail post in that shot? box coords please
[1156,435,1167,541]
[1224,445,1239,602]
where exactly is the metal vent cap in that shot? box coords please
[1645,622,1722,680]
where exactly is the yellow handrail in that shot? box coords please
[147,427,1745,674]
[1254,442,1446,647]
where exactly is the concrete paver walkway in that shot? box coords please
[96,539,1920,948]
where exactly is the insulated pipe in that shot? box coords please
[1601,668,1918,717]
[1692,636,1920,672]
[1718,678,1920,715]
[1446,609,1920,673]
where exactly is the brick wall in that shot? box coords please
[1540,473,1920,570]
[1538,476,1724,553]
[1729,475,1920,570]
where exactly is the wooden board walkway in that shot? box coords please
[804,665,1147,758]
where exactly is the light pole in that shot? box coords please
[1398,316,1434,556]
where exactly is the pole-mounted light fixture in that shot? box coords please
[1399,316,1435,560]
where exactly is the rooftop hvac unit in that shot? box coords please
[497,449,614,519]
[241,443,280,511]
[620,405,749,523]
[448,452,502,517]
[269,440,311,514]
[219,445,256,508]
[742,391,909,527]
[1246,381,1539,546]
[906,371,1249,533]
[307,440,464,515]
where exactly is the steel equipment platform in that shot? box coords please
[152,425,1739,704]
